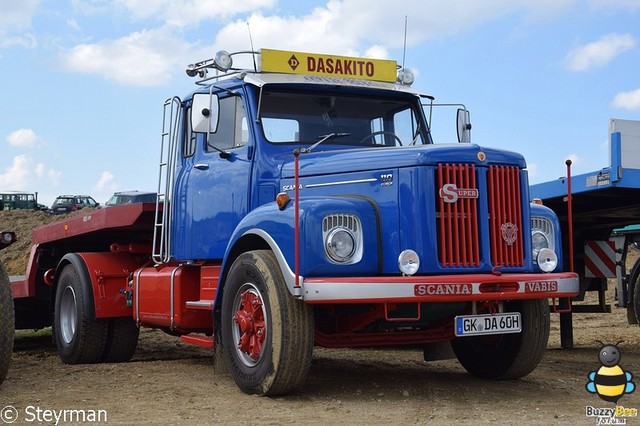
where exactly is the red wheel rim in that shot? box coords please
[231,283,267,366]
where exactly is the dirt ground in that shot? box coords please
[1,210,640,425]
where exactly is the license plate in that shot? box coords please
[455,312,521,337]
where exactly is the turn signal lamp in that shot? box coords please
[276,192,291,210]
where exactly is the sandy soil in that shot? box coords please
[1,210,640,425]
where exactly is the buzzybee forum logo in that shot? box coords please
[585,341,637,424]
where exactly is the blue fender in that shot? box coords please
[217,196,381,301]
[530,202,564,271]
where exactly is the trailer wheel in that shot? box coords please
[0,261,14,385]
[103,318,139,363]
[451,299,550,379]
[629,257,640,324]
[221,250,314,396]
[54,264,108,364]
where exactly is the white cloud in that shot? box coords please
[566,153,582,167]
[58,0,615,86]
[565,33,635,72]
[0,0,40,49]
[93,171,118,193]
[6,128,41,148]
[0,155,31,188]
[61,27,192,86]
[117,0,276,27]
[590,0,640,12]
[0,154,59,189]
[612,88,640,110]
[212,0,589,60]
[0,34,37,49]
[0,0,41,34]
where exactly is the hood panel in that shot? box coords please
[281,144,526,178]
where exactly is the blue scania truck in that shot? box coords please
[7,48,579,395]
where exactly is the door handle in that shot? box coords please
[194,163,209,170]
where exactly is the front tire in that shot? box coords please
[451,299,550,379]
[0,261,14,385]
[221,250,314,395]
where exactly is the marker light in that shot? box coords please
[214,50,233,71]
[537,248,558,272]
[398,249,420,275]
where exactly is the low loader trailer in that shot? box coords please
[7,48,579,395]
[531,118,640,348]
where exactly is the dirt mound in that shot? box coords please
[0,209,92,275]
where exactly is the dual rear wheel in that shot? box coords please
[54,264,139,364]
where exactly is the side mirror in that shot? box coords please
[456,108,471,143]
[191,93,219,133]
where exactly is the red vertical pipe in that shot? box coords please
[566,159,574,272]
[293,149,301,288]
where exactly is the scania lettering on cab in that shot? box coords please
[7,48,579,395]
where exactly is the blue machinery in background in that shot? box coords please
[531,119,640,348]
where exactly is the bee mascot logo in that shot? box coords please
[586,341,635,403]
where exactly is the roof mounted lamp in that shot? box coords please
[214,50,232,72]
[396,68,414,86]
[185,50,234,78]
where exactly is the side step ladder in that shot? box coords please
[152,97,182,264]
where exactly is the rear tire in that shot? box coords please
[103,318,139,363]
[629,257,640,324]
[451,299,550,379]
[221,250,314,395]
[0,261,14,385]
[54,264,108,364]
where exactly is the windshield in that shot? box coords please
[259,90,430,147]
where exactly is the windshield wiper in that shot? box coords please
[300,132,351,154]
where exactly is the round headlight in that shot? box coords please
[537,248,558,272]
[532,231,549,255]
[398,249,420,276]
[326,228,356,263]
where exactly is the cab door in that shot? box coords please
[172,93,253,261]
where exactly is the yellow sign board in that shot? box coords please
[261,48,397,83]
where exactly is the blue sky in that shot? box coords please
[1,0,639,207]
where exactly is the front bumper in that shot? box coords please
[301,272,579,304]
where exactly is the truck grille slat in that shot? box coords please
[436,163,524,269]
[437,164,480,267]
[488,165,524,267]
